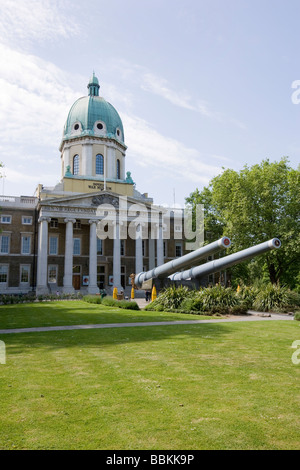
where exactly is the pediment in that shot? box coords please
[39,190,156,211]
[40,191,121,209]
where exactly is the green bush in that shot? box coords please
[180,295,204,313]
[82,295,102,304]
[294,312,300,321]
[253,284,299,312]
[101,296,140,310]
[144,301,164,312]
[236,284,259,309]
[157,285,192,310]
[117,300,140,310]
[145,285,247,315]
[144,284,300,315]
[229,303,249,315]
[200,285,239,313]
[101,296,118,307]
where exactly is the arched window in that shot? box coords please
[116,159,120,179]
[73,155,79,175]
[95,154,104,175]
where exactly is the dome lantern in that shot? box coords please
[87,72,100,97]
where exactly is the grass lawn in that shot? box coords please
[0,301,299,450]
[0,300,216,330]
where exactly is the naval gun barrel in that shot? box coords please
[169,238,281,282]
[134,236,231,287]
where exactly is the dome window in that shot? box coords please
[116,128,122,140]
[94,121,106,135]
[116,159,121,179]
[73,155,79,175]
[96,154,104,175]
[72,122,81,134]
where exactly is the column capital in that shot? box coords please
[88,219,98,225]
[64,218,76,224]
[38,216,51,223]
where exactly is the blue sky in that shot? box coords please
[0,0,299,207]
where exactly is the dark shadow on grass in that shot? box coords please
[2,321,234,354]
[0,300,225,330]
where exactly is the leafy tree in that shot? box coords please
[186,158,300,287]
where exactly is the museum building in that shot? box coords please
[0,73,187,296]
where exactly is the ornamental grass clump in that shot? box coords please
[150,285,191,311]
[145,284,247,315]
[199,284,240,314]
[236,284,258,309]
[253,284,300,312]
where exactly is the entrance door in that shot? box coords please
[73,265,81,290]
[97,265,106,289]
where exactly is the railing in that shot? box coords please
[0,195,37,205]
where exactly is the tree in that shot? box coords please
[186,158,300,287]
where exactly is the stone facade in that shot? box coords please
[0,194,187,295]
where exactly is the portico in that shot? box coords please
[35,190,165,295]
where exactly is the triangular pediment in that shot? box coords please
[39,190,157,211]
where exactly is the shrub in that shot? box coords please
[200,285,239,313]
[294,312,300,321]
[180,295,204,313]
[155,285,191,310]
[229,303,248,315]
[83,295,102,304]
[101,296,140,310]
[117,300,140,310]
[145,285,247,315]
[143,284,300,315]
[253,284,299,312]
[101,296,118,307]
[144,301,164,312]
[236,284,258,309]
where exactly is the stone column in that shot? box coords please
[88,220,99,294]
[63,218,76,293]
[36,216,50,295]
[135,223,143,274]
[113,219,122,290]
[156,219,164,266]
[148,238,155,270]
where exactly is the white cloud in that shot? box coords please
[0,43,80,147]
[122,113,222,184]
[0,0,80,45]
[141,73,196,111]
[108,59,245,126]
[141,73,217,118]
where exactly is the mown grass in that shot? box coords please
[0,300,216,330]
[0,302,299,450]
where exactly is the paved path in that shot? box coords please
[0,312,294,335]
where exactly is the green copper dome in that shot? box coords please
[62,73,125,145]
